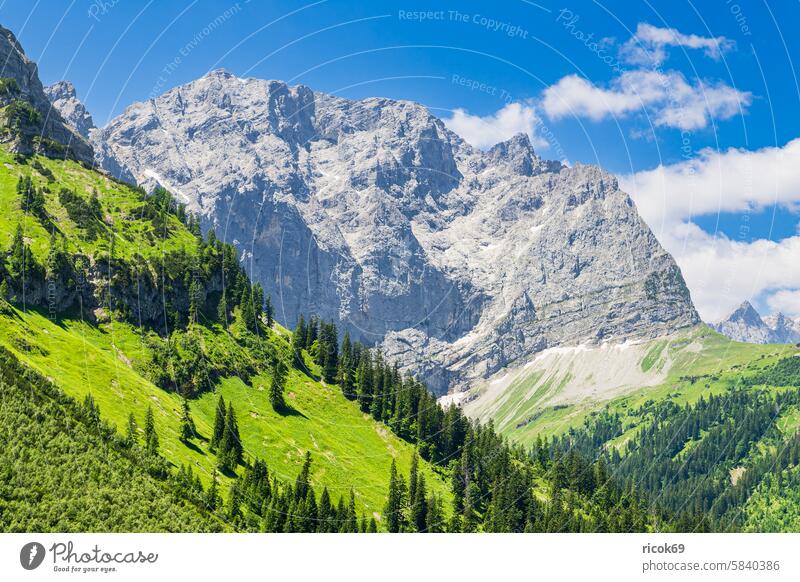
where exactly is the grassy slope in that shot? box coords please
[0,149,449,519]
[463,325,799,447]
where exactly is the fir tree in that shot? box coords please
[295,452,312,502]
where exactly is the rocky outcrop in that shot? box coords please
[82,69,698,393]
[714,301,800,344]
[0,25,93,164]
[43,80,95,139]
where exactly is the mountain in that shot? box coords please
[0,25,93,164]
[56,69,698,394]
[713,300,800,344]
[44,80,95,139]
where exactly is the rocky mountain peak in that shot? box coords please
[74,70,699,393]
[714,301,800,344]
[0,25,93,164]
[44,80,95,139]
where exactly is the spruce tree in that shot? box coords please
[295,451,312,502]
[411,474,428,532]
[179,398,196,442]
[143,405,159,455]
[265,293,273,327]
[219,404,243,471]
[217,290,228,326]
[210,395,226,450]
[269,358,287,412]
[206,470,220,511]
[125,412,138,446]
[384,459,404,532]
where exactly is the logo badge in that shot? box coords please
[20,542,46,570]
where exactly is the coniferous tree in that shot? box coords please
[219,403,243,471]
[206,469,220,511]
[384,459,405,532]
[295,452,312,502]
[217,290,228,327]
[265,293,273,327]
[411,474,428,532]
[125,412,138,447]
[179,398,196,442]
[210,395,226,450]
[143,405,159,455]
[269,358,287,412]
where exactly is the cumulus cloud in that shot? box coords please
[766,290,800,317]
[620,139,800,228]
[542,70,750,131]
[444,102,549,150]
[619,140,800,320]
[620,23,735,66]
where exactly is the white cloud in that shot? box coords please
[619,140,800,321]
[766,290,800,318]
[542,70,750,131]
[620,23,735,66]
[620,139,800,228]
[663,224,800,321]
[444,102,549,150]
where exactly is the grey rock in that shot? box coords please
[89,70,699,393]
[713,301,800,344]
[44,80,95,139]
[0,25,93,164]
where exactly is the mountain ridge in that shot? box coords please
[713,300,800,344]
[46,69,699,393]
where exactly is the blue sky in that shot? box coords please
[2,0,799,319]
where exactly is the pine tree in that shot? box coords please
[318,487,333,533]
[143,405,159,455]
[269,358,287,412]
[252,283,264,323]
[210,395,226,450]
[179,398,196,442]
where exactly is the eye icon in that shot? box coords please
[20,542,46,570]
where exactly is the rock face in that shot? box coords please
[714,301,800,344]
[0,26,93,164]
[69,69,698,393]
[44,80,95,139]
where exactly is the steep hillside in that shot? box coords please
[459,325,799,446]
[0,344,222,532]
[0,145,447,522]
[0,145,669,533]
[74,69,698,393]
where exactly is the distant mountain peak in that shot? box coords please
[714,301,800,344]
